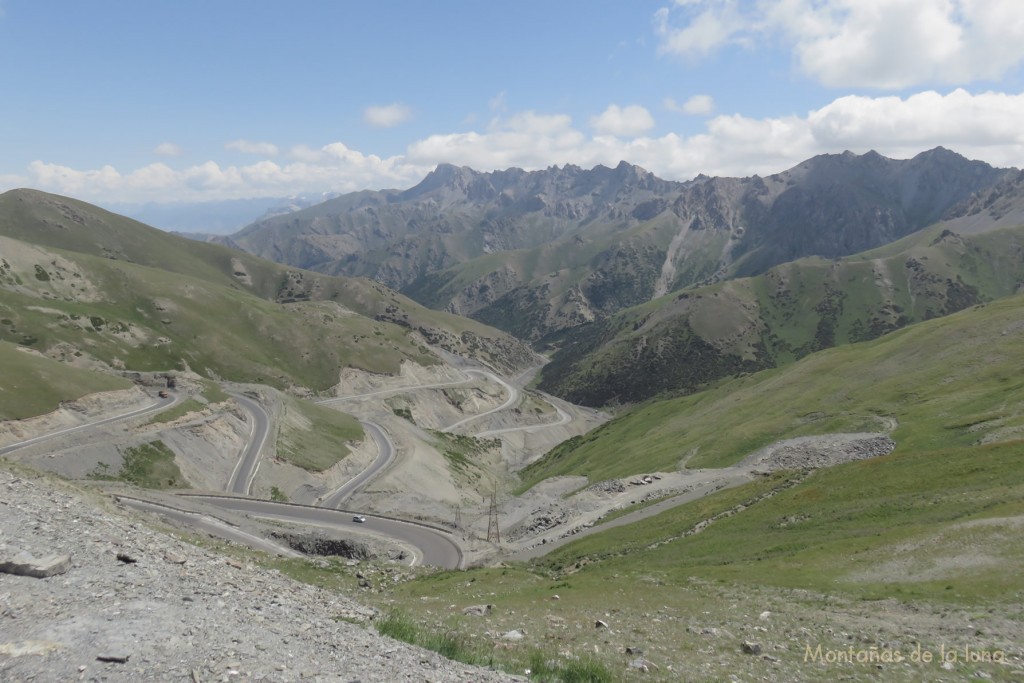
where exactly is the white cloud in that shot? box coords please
[225,139,279,156]
[153,142,182,157]
[807,89,1024,151]
[590,104,656,137]
[0,172,27,192]
[363,103,412,128]
[654,1,749,59]
[656,0,1024,89]
[665,94,715,115]
[21,146,424,204]
[406,112,587,170]
[15,89,1024,203]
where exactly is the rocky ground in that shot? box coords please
[0,465,520,682]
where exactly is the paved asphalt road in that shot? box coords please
[119,496,303,558]
[0,394,175,456]
[184,495,463,569]
[441,370,519,433]
[225,392,271,495]
[320,421,393,509]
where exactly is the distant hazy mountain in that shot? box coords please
[223,149,1012,342]
[103,194,339,235]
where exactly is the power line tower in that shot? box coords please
[453,505,463,539]
[485,487,501,545]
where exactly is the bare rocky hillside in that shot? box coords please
[0,466,519,682]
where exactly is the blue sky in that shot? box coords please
[2,0,1024,203]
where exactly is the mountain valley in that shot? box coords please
[2,150,1024,681]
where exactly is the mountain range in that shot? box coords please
[5,148,1024,412]
[221,148,1013,344]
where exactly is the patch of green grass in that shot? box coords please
[269,486,288,502]
[391,406,414,422]
[0,340,132,420]
[527,650,617,683]
[430,430,499,479]
[199,380,229,404]
[375,610,618,682]
[276,396,362,472]
[145,398,205,425]
[102,440,187,489]
[375,610,494,668]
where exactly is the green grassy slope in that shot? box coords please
[276,396,363,472]
[0,190,534,398]
[537,440,1024,602]
[376,438,1023,680]
[539,222,1024,406]
[0,341,133,420]
[523,291,1024,487]
[0,189,284,295]
[0,249,434,390]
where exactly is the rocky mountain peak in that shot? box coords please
[398,163,482,201]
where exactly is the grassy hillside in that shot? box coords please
[538,221,1024,406]
[0,189,535,398]
[0,246,434,390]
[536,440,1024,601]
[0,341,132,420]
[523,290,1024,487]
[367,437,1023,681]
[276,395,363,472]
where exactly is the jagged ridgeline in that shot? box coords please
[0,189,534,398]
[223,148,1014,345]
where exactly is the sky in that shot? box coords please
[2,0,1024,204]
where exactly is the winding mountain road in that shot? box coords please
[183,495,463,569]
[3,362,586,569]
[0,393,176,456]
[441,369,520,433]
[224,392,271,495]
[319,421,394,508]
[119,496,303,558]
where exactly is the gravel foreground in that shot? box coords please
[0,467,519,682]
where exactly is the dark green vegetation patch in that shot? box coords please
[91,440,187,489]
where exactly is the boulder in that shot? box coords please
[629,657,659,672]
[0,551,71,578]
[462,604,493,617]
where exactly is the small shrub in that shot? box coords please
[375,611,420,643]
[527,650,617,683]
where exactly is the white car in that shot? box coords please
[352,515,367,523]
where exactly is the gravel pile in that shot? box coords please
[0,467,518,682]
[739,433,896,472]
